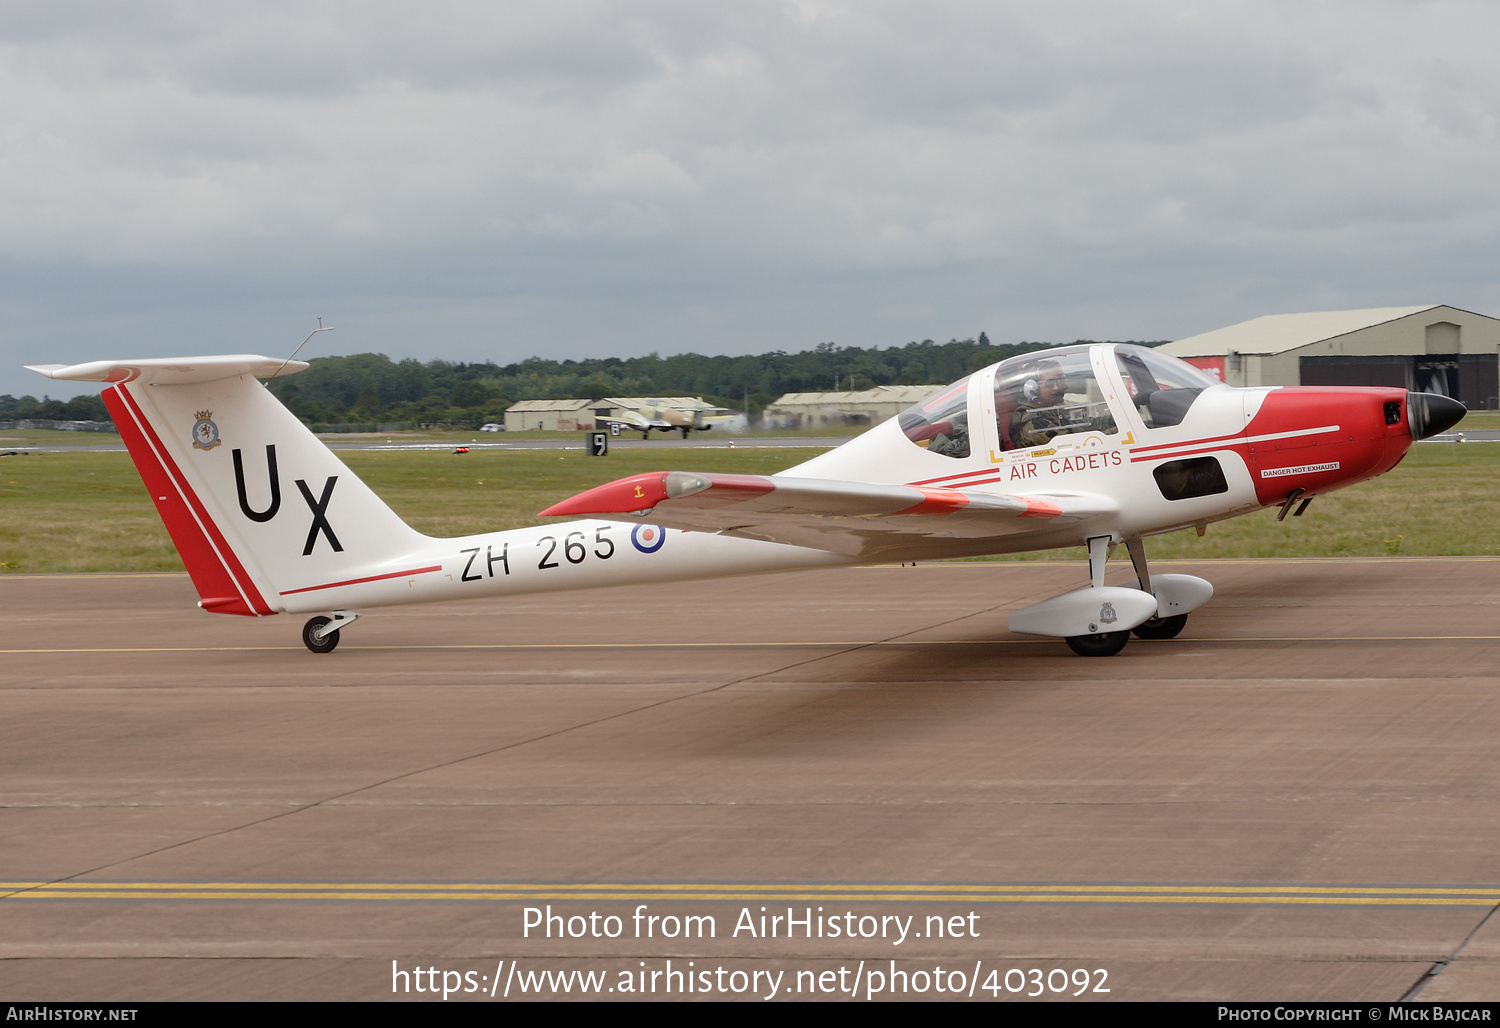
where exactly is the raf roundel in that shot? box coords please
[630,525,666,554]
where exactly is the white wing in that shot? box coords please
[541,471,1116,559]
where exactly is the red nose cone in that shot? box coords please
[1245,387,1413,505]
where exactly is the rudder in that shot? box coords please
[31,356,428,615]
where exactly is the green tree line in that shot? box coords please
[0,335,1167,430]
[263,335,1166,428]
[0,393,109,422]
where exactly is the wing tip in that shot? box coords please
[540,471,771,517]
[540,472,671,517]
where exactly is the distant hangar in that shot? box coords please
[503,395,722,432]
[763,384,939,428]
[503,398,597,432]
[1160,305,1500,409]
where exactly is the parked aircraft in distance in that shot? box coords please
[29,344,1463,656]
[598,401,732,439]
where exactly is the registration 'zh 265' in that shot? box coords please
[459,526,618,581]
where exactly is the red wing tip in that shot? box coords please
[540,472,672,517]
[540,471,775,517]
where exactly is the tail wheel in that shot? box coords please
[1132,614,1188,640]
[302,616,340,654]
[1065,631,1130,657]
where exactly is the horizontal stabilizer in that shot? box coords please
[26,355,307,386]
[541,471,1116,559]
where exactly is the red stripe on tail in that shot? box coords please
[104,385,274,617]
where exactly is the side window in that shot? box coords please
[898,376,971,458]
[1153,456,1228,500]
[1116,348,1217,429]
[993,351,1117,451]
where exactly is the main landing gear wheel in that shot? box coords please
[1065,630,1130,657]
[1133,614,1188,640]
[302,616,340,654]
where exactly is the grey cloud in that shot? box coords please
[5,1,1500,397]
[1,2,695,96]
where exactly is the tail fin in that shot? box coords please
[29,356,426,616]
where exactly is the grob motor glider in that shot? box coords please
[29,344,1464,656]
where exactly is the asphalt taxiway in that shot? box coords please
[2,558,1499,1002]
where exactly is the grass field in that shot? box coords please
[0,429,123,448]
[3,439,1498,574]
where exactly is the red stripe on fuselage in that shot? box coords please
[1129,425,1342,465]
[907,467,1003,486]
[106,385,273,617]
[280,565,444,595]
[1130,430,1245,455]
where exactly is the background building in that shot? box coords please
[765,384,939,429]
[1159,305,1500,408]
[503,398,597,432]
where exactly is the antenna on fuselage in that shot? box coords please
[269,317,335,381]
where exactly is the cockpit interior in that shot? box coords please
[898,344,1221,459]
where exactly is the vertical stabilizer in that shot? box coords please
[32,357,427,615]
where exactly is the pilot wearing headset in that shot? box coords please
[1009,359,1068,449]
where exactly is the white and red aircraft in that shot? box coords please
[29,344,1463,656]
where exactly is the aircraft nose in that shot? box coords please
[1407,392,1467,440]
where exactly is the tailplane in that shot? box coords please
[29,356,427,616]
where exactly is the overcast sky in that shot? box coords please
[5,1,1500,398]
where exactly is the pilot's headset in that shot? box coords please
[1021,369,1042,403]
[1021,362,1062,402]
